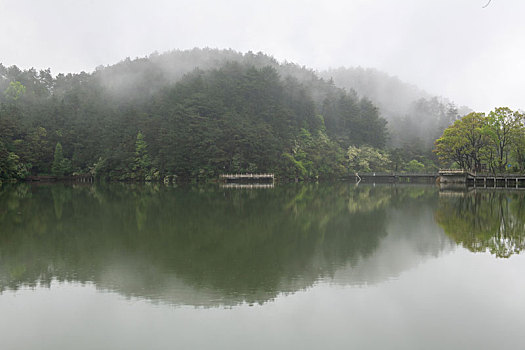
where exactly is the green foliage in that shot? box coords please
[436,191,525,258]
[0,183,438,302]
[435,108,525,173]
[51,142,72,176]
[485,107,524,172]
[321,93,388,149]
[13,127,52,175]
[282,125,346,180]
[347,145,391,173]
[134,132,150,174]
[282,152,308,180]
[4,81,26,101]
[0,51,393,181]
[0,141,28,180]
[132,131,159,181]
[405,159,425,173]
[322,68,463,154]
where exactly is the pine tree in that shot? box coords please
[51,142,71,176]
[133,131,151,180]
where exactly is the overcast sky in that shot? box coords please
[0,0,523,112]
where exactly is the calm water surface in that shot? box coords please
[1,183,525,349]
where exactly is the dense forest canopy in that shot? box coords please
[435,108,525,173]
[322,67,471,152]
[0,49,467,182]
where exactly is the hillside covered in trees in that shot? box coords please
[322,67,470,153]
[0,49,461,182]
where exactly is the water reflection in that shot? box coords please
[0,183,447,306]
[436,189,525,258]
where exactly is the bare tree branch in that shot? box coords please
[482,0,492,8]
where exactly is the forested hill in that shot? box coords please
[105,50,468,168]
[0,50,388,182]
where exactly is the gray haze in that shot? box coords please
[1,0,524,112]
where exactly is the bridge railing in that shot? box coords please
[219,173,275,178]
[471,173,525,178]
[352,173,438,177]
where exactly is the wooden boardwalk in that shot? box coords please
[25,174,94,183]
[217,171,525,188]
[219,173,275,183]
[438,169,525,188]
[469,174,525,188]
[348,173,438,183]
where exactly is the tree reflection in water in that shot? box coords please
[0,183,441,306]
[436,190,525,258]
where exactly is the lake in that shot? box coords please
[1,182,524,349]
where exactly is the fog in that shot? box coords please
[1,0,524,112]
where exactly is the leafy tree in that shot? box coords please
[133,131,158,181]
[435,108,525,173]
[0,141,28,180]
[436,191,525,258]
[347,145,391,173]
[282,122,345,180]
[3,81,26,101]
[12,127,52,175]
[485,107,524,172]
[134,132,150,171]
[511,125,525,171]
[405,159,425,173]
[51,142,72,176]
[434,112,488,172]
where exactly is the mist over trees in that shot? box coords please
[0,50,392,182]
[1,48,485,182]
[321,67,471,153]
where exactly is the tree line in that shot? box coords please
[0,59,388,182]
[0,50,459,183]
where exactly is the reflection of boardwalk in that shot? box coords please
[220,173,274,180]
[220,183,274,189]
[219,173,275,184]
